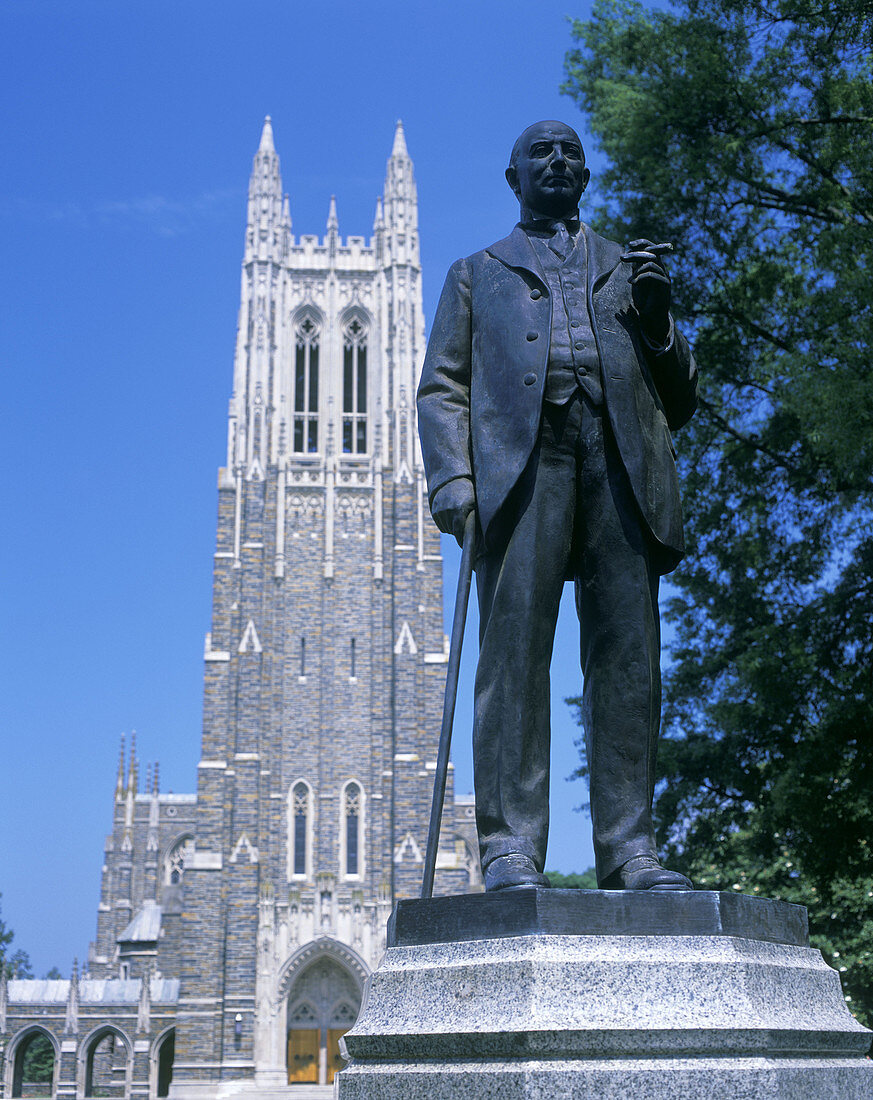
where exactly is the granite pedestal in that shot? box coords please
[335,890,873,1098]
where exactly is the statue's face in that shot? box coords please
[506,121,589,218]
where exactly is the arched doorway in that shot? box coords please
[11,1028,57,1098]
[153,1029,175,1099]
[285,956,362,1086]
[81,1027,130,1098]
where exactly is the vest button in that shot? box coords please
[529,289,542,300]
[574,341,585,350]
[526,331,538,341]
[523,372,537,386]
[571,320,580,328]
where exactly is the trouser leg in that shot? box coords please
[572,407,662,883]
[473,399,580,872]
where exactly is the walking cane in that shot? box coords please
[420,510,476,900]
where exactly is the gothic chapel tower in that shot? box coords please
[166,119,478,1094]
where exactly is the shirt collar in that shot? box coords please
[518,213,581,237]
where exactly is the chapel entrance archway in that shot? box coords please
[285,954,362,1086]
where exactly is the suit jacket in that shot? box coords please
[417,223,698,572]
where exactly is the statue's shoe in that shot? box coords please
[600,855,693,891]
[484,854,551,891]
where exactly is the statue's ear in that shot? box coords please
[580,166,591,194]
[505,165,519,196]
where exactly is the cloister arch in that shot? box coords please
[150,1026,175,1099]
[8,1026,58,1099]
[78,1025,131,1099]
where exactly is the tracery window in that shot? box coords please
[293,314,320,453]
[163,837,194,885]
[289,782,312,879]
[342,318,367,454]
[342,782,363,878]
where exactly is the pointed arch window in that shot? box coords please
[289,782,313,880]
[342,318,368,454]
[294,315,320,453]
[341,781,364,879]
[163,837,194,886]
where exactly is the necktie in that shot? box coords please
[548,220,571,260]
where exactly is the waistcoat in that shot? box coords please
[528,229,603,406]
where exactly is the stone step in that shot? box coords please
[263,1088,334,1100]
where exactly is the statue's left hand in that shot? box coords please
[621,239,672,345]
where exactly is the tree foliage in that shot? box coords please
[546,868,599,889]
[0,892,33,980]
[21,1032,55,1086]
[563,0,873,1026]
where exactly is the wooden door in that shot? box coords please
[286,1029,319,1084]
[327,1029,350,1084]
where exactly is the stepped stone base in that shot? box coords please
[335,890,873,1099]
[169,1082,332,1100]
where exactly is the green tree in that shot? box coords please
[21,1032,55,1087]
[562,0,873,1027]
[546,868,599,889]
[0,892,33,979]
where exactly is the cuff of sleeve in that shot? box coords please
[641,316,675,355]
[429,474,474,511]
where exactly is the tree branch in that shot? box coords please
[714,305,794,352]
[697,396,804,476]
[769,135,873,226]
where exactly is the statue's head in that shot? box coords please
[506,120,590,221]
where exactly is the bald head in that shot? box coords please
[506,120,589,221]
[509,120,584,169]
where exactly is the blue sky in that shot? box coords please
[0,0,675,976]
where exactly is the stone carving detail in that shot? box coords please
[290,278,327,301]
[336,493,371,533]
[163,836,194,885]
[393,832,423,864]
[286,957,361,1031]
[338,277,373,305]
[286,493,324,524]
[394,621,418,656]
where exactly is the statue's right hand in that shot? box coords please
[431,478,476,546]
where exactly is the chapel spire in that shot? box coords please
[229,118,290,476]
[245,115,287,264]
[326,195,338,258]
[115,733,126,802]
[258,115,275,153]
[382,118,419,268]
[380,121,424,482]
[391,118,409,158]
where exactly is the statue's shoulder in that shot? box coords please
[441,235,518,285]
[587,224,624,257]
[480,226,529,267]
[460,234,516,270]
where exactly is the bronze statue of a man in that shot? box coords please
[417,121,698,892]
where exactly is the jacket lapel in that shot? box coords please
[486,226,547,288]
[585,223,623,297]
[487,223,622,296]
